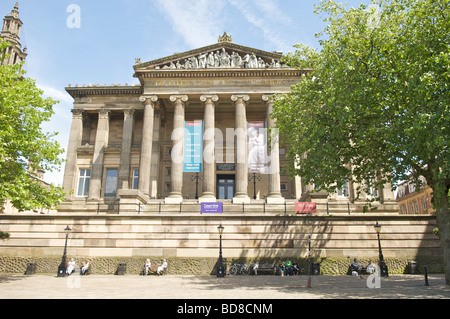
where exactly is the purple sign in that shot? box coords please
[201,202,223,214]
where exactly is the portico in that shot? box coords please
[59,33,395,213]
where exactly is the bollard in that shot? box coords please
[424,266,430,286]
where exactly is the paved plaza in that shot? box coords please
[0,273,449,300]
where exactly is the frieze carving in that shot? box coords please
[155,48,284,70]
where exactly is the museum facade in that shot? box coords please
[59,33,395,213]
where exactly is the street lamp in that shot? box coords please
[217,224,225,277]
[374,222,389,277]
[57,225,72,277]
[248,173,261,199]
[190,173,203,200]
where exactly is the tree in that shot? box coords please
[0,39,66,212]
[272,0,449,283]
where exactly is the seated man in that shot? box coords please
[157,259,167,276]
[81,260,90,275]
[351,258,362,275]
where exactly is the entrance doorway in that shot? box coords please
[217,175,235,200]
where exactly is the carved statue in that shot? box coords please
[220,48,230,67]
[155,48,284,70]
[198,53,207,68]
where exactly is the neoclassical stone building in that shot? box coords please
[59,33,395,213]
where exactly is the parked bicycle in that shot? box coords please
[228,263,250,275]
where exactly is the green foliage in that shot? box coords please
[0,39,66,211]
[273,0,449,207]
[0,231,10,240]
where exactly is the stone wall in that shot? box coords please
[0,212,442,275]
[0,256,443,275]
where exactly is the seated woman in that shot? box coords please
[144,259,152,276]
[66,258,76,275]
[157,259,167,276]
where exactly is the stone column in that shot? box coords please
[89,109,110,200]
[264,95,284,204]
[117,109,135,191]
[62,109,84,199]
[232,95,250,203]
[138,95,158,198]
[165,95,188,204]
[199,95,218,202]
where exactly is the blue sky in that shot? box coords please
[1,0,371,186]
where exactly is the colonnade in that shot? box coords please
[63,94,285,205]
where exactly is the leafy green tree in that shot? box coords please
[0,39,66,211]
[273,0,449,283]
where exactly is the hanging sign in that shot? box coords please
[183,120,203,172]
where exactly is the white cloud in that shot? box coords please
[228,0,294,52]
[152,0,227,48]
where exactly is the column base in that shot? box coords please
[232,195,251,204]
[165,195,183,204]
[199,195,217,203]
[266,196,285,204]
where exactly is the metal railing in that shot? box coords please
[95,200,379,215]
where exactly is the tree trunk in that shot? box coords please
[436,195,450,285]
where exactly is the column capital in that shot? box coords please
[71,109,84,119]
[170,95,189,104]
[262,94,275,103]
[123,108,135,119]
[98,109,110,119]
[200,95,219,104]
[231,95,250,103]
[139,95,158,104]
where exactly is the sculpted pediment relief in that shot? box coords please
[134,40,287,72]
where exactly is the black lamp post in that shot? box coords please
[217,224,225,277]
[190,173,203,200]
[248,173,261,199]
[57,225,71,277]
[374,222,389,277]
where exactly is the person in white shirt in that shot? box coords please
[157,259,167,276]
[66,258,76,275]
[144,259,152,276]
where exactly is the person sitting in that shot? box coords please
[285,260,293,276]
[366,260,376,274]
[66,258,76,275]
[81,260,90,275]
[252,261,259,276]
[278,262,285,276]
[292,261,300,275]
[157,259,167,276]
[351,258,362,276]
[144,259,152,276]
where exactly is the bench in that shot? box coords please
[347,264,370,276]
[252,263,276,275]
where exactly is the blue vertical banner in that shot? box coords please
[183,120,203,172]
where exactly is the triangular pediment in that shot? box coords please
[134,40,285,71]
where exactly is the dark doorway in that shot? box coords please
[217,175,235,200]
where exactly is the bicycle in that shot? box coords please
[228,263,250,275]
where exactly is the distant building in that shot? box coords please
[1,3,54,214]
[396,176,435,215]
[0,2,27,66]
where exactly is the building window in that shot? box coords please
[77,169,91,197]
[104,169,118,198]
[280,183,288,191]
[422,197,427,210]
[338,180,349,197]
[414,200,419,213]
[132,169,139,190]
